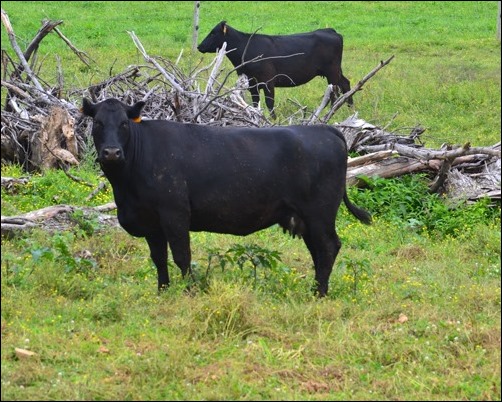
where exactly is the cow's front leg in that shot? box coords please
[263,85,276,119]
[145,234,169,291]
[167,229,195,292]
[249,83,260,108]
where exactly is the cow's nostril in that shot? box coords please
[103,147,122,161]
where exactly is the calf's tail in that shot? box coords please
[343,191,372,225]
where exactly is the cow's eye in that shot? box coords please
[120,121,128,129]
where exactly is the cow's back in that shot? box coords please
[243,29,344,86]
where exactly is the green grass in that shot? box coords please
[1,2,501,400]
[1,217,500,400]
[1,167,500,401]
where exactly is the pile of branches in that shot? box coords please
[338,115,500,203]
[1,11,500,236]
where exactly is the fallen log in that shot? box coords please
[347,156,442,186]
[1,203,119,238]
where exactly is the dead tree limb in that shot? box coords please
[1,8,48,97]
[358,142,501,160]
[1,203,119,238]
[23,19,63,69]
[127,30,186,93]
[53,26,95,67]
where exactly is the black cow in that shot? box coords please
[81,98,371,297]
[198,21,353,118]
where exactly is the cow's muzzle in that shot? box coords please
[101,147,123,162]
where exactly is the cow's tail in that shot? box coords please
[343,191,372,225]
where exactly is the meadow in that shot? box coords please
[1,2,501,401]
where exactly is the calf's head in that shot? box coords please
[198,21,228,53]
[81,98,145,165]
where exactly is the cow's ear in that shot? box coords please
[127,101,146,123]
[81,97,96,117]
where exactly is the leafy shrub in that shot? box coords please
[349,175,500,237]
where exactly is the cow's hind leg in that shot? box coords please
[303,224,341,297]
[146,234,170,292]
[248,77,261,108]
[338,73,353,106]
[326,67,353,107]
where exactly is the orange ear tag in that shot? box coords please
[132,117,142,123]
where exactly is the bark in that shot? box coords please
[31,106,79,170]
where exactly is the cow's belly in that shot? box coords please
[275,74,313,87]
[189,201,288,236]
[190,215,275,235]
[116,205,161,237]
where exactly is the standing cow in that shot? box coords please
[81,98,371,297]
[198,21,353,118]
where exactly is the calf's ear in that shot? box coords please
[81,98,96,117]
[127,101,146,123]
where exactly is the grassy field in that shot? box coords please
[1,2,501,401]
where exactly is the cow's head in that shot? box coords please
[197,20,228,53]
[81,98,145,166]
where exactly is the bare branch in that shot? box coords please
[53,26,95,67]
[127,30,185,93]
[1,9,48,96]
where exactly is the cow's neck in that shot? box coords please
[225,29,253,69]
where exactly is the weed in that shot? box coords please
[332,256,373,301]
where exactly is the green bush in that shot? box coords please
[349,175,500,237]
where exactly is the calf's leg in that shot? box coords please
[263,85,276,119]
[146,234,170,291]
